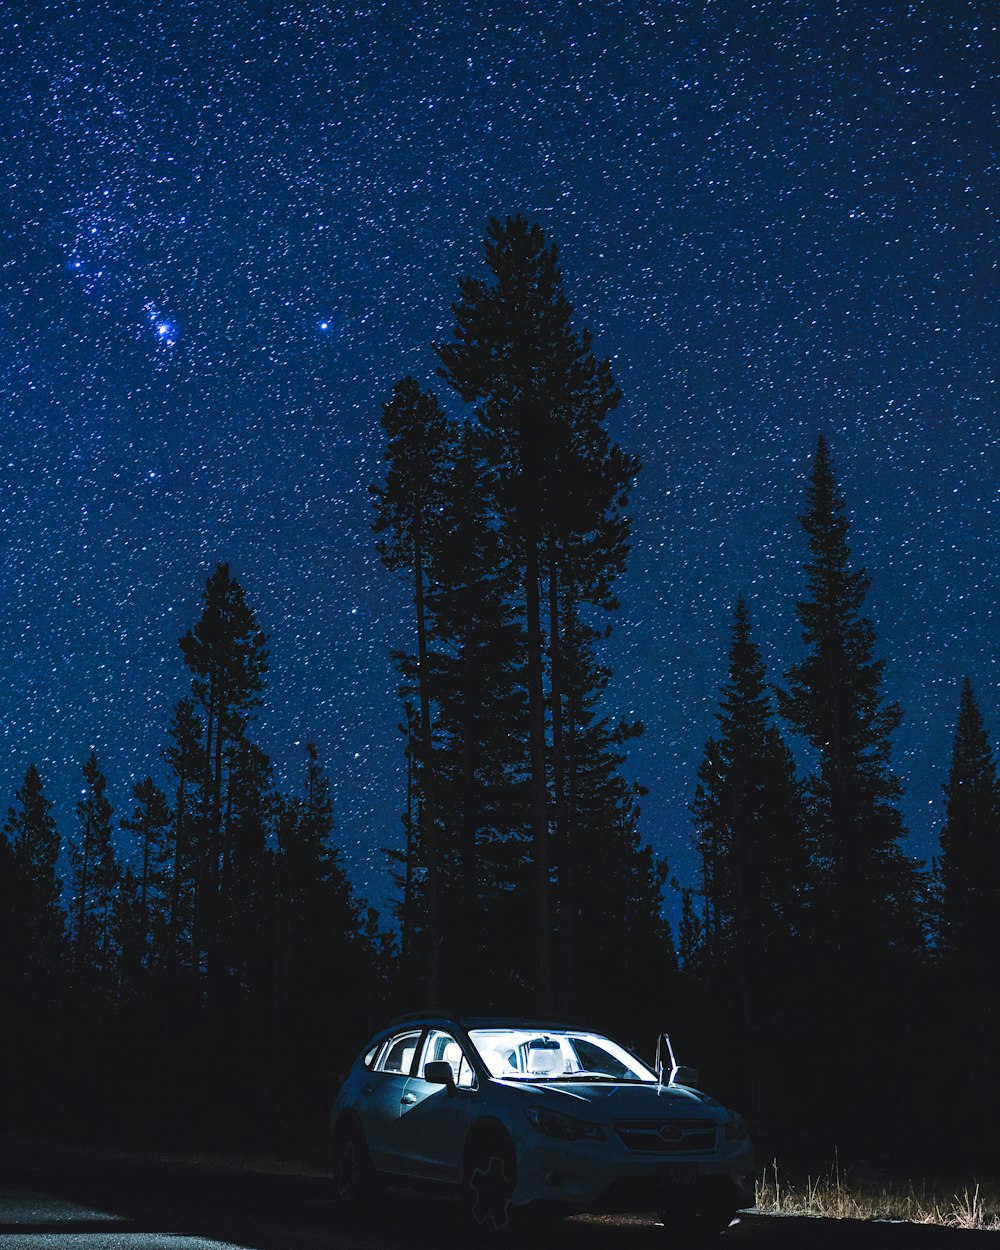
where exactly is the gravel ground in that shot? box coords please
[0,1139,995,1250]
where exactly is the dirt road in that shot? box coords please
[0,1140,993,1249]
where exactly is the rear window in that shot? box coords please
[375,1030,422,1075]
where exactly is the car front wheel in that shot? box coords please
[465,1139,517,1236]
[332,1120,379,1212]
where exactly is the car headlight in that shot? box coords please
[525,1106,606,1141]
[724,1112,748,1142]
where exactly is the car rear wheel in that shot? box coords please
[464,1138,517,1237]
[332,1120,379,1212]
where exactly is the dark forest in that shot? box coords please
[4,217,997,1177]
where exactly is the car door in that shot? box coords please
[397,1029,478,1182]
[360,1029,423,1174]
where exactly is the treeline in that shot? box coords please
[369,217,999,1168]
[371,215,670,1022]
[677,435,999,1169]
[1,564,392,1148]
[3,216,997,1169]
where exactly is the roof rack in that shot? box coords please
[389,1009,460,1025]
[388,1011,593,1030]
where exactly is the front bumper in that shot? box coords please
[511,1130,755,1213]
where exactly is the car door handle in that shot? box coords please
[401,1092,417,1105]
[361,1084,375,1096]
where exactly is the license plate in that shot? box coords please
[657,1164,700,1187]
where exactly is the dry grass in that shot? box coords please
[754,1157,1000,1231]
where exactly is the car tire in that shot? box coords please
[331,1120,379,1213]
[464,1137,518,1238]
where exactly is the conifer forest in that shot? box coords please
[4,216,996,1176]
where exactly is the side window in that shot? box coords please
[364,1040,387,1069]
[419,1029,476,1089]
[376,1030,422,1075]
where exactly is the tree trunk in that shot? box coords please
[524,534,552,1011]
[75,807,92,978]
[414,522,441,1004]
[168,783,185,972]
[548,543,573,1012]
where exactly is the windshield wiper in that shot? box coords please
[557,1073,629,1082]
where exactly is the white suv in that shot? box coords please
[331,1014,754,1239]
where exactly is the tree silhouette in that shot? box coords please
[371,377,454,1001]
[437,215,636,1009]
[121,776,172,968]
[935,677,1000,1150]
[691,600,808,1118]
[70,751,118,986]
[179,564,268,989]
[275,744,361,1049]
[422,426,529,1002]
[557,594,666,1021]
[938,678,998,968]
[779,436,919,963]
[163,696,205,974]
[692,599,807,977]
[3,763,65,992]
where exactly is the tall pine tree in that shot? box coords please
[938,678,998,967]
[275,745,360,1039]
[779,436,919,964]
[179,564,268,990]
[3,763,65,992]
[437,215,637,1009]
[935,678,1000,1148]
[692,599,807,977]
[70,752,119,987]
[163,696,205,975]
[423,426,529,1003]
[691,600,808,1117]
[371,377,454,1001]
[121,776,172,969]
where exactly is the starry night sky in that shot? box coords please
[2,1,995,916]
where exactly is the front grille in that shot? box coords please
[614,1118,717,1153]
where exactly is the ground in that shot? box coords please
[0,1140,995,1249]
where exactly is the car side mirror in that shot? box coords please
[670,1065,699,1088]
[423,1061,456,1092]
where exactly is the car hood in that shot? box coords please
[492,1079,728,1123]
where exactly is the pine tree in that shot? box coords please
[121,776,172,967]
[3,763,65,992]
[70,752,119,985]
[220,739,275,996]
[371,377,454,1000]
[558,598,667,1020]
[677,887,704,972]
[163,697,205,973]
[692,599,807,976]
[779,436,918,963]
[437,215,637,1009]
[938,678,998,967]
[934,679,1000,1146]
[422,426,529,1002]
[275,745,360,1034]
[0,830,18,1006]
[179,564,268,983]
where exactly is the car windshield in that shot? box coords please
[468,1028,656,1083]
